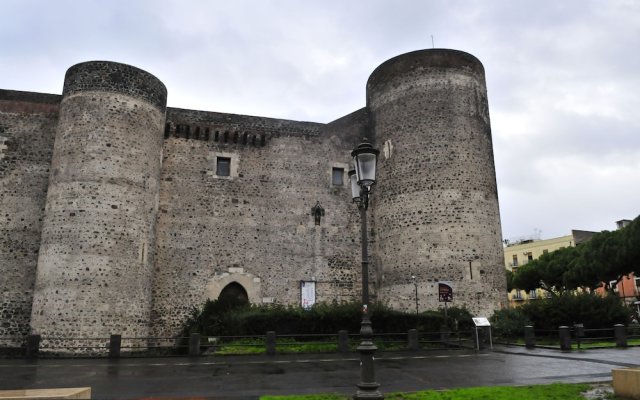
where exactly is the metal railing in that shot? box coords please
[5,323,636,358]
[0,328,480,359]
[495,324,636,350]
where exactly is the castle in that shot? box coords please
[0,49,506,346]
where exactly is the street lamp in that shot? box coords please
[411,275,418,316]
[349,138,383,400]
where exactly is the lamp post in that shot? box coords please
[411,275,418,316]
[349,139,383,400]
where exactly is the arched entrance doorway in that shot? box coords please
[205,267,262,305]
[218,282,249,306]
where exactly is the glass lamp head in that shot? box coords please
[351,139,379,188]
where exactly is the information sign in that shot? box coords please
[438,281,453,302]
[472,317,491,327]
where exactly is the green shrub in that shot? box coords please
[490,308,531,338]
[180,300,474,337]
[502,292,629,333]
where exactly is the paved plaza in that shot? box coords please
[1,346,638,399]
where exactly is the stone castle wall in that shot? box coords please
[0,91,59,344]
[368,50,506,315]
[150,108,364,336]
[29,62,167,340]
[0,49,506,343]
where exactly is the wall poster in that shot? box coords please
[300,281,316,309]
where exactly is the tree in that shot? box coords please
[620,216,640,276]
[511,215,640,297]
[505,269,515,293]
[572,219,640,292]
[569,230,619,291]
[512,246,579,296]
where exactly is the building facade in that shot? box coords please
[0,49,506,347]
[504,230,596,304]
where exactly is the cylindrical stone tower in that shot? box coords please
[368,49,506,316]
[30,61,167,347]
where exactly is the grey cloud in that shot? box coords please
[1,0,639,240]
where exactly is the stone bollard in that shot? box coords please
[614,324,627,348]
[524,325,536,348]
[338,330,349,353]
[407,329,419,351]
[559,326,571,351]
[266,331,276,356]
[189,333,201,357]
[26,334,41,358]
[109,334,121,359]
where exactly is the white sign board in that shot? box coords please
[472,317,491,327]
[300,281,316,309]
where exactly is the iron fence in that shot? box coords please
[0,328,478,359]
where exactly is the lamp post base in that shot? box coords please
[354,378,383,400]
[353,315,383,400]
[354,388,383,400]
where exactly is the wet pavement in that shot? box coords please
[0,345,638,399]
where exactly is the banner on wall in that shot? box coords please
[438,281,453,302]
[300,281,316,309]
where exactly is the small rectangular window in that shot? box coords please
[526,252,533,261]
[332,167,344,186]
[512,254,518,267]
[216,157,231,176]
[542,249,548,254]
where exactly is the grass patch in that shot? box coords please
[213,338,338,355]
[574,338,640,349]
[211,337,469,355]
[262,396,346,400]
[278,341,338,353]
[212,338,265,355]
[260,383,596,400]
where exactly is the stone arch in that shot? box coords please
[218,282,249,304]
[205,267,262,305]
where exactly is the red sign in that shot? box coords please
[438,282,453,302]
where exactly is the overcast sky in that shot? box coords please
[2,0,638,241]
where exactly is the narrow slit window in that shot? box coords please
[332,167,344,186]
[216,157,231,176]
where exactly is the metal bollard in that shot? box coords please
[26,334,41,358]
[266,331,276,356]
[614,324,627,348]
[189,333,201,356]
[524,325,536,348]
[407,329,419,350]
[338,330,349,353]
[109,334,122,359]
[559,326,571,351]
[475,327,486,350]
